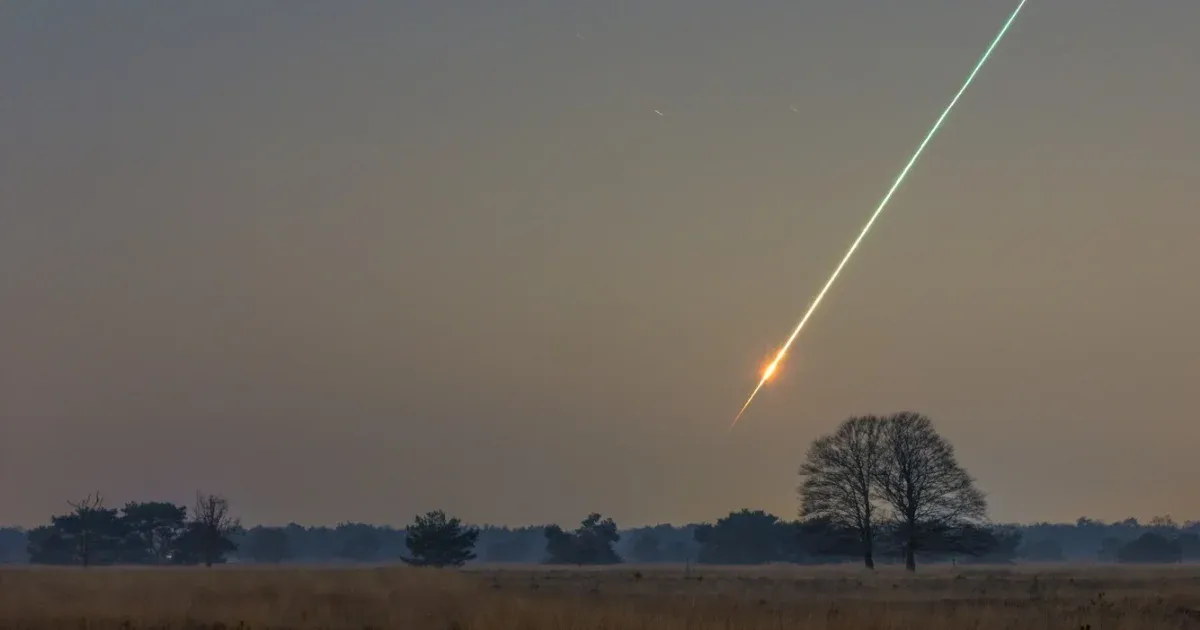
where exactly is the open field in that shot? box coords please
[4,564,1200,629]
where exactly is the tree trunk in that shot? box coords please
[862,530,875,569]
[863,548,875,569]
[904,508,918,571]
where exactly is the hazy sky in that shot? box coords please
[3,1,1198,528]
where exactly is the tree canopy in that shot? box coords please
[544,513,621,565]
[799,415,884,568]
[799,412,989,571]
[402,510,480,568]
[25,494,238,567]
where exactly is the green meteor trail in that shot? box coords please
[730,0,1030,430]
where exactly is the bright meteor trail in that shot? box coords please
[730,0,1029,430]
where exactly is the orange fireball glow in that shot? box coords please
[762,361,778,381]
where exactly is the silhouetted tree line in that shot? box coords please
[5,513,1199,567]
[1019,516,1200,564]
[2,412,1198,567]
[22,492,239,566]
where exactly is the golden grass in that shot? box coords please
[3,563,1200,629]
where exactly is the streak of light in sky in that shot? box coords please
[729,0,1031,430]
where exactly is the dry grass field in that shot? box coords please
[3,563,1200,629]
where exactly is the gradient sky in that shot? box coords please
[2,1,1198,528]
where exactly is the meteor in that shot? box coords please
[730,0,1029,430]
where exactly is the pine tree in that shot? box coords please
[402,510,479,568]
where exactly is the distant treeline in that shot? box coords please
[3,413,1195,568]
[1,508,1198,566]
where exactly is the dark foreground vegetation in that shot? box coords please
[2,412,1197,569]
[5,564,1200,630]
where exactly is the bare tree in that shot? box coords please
[66,492,109,564]
[873,412,986,571]
[798,415,885,569]
[190,492,240,567]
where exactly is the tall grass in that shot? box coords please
[2,564,1199,628]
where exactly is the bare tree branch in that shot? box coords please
[191,492,240,567]
[873,411,987,571]
[798,415,884,569]
[66,492,106,568]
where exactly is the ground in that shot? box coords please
[2,563,1199,628]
